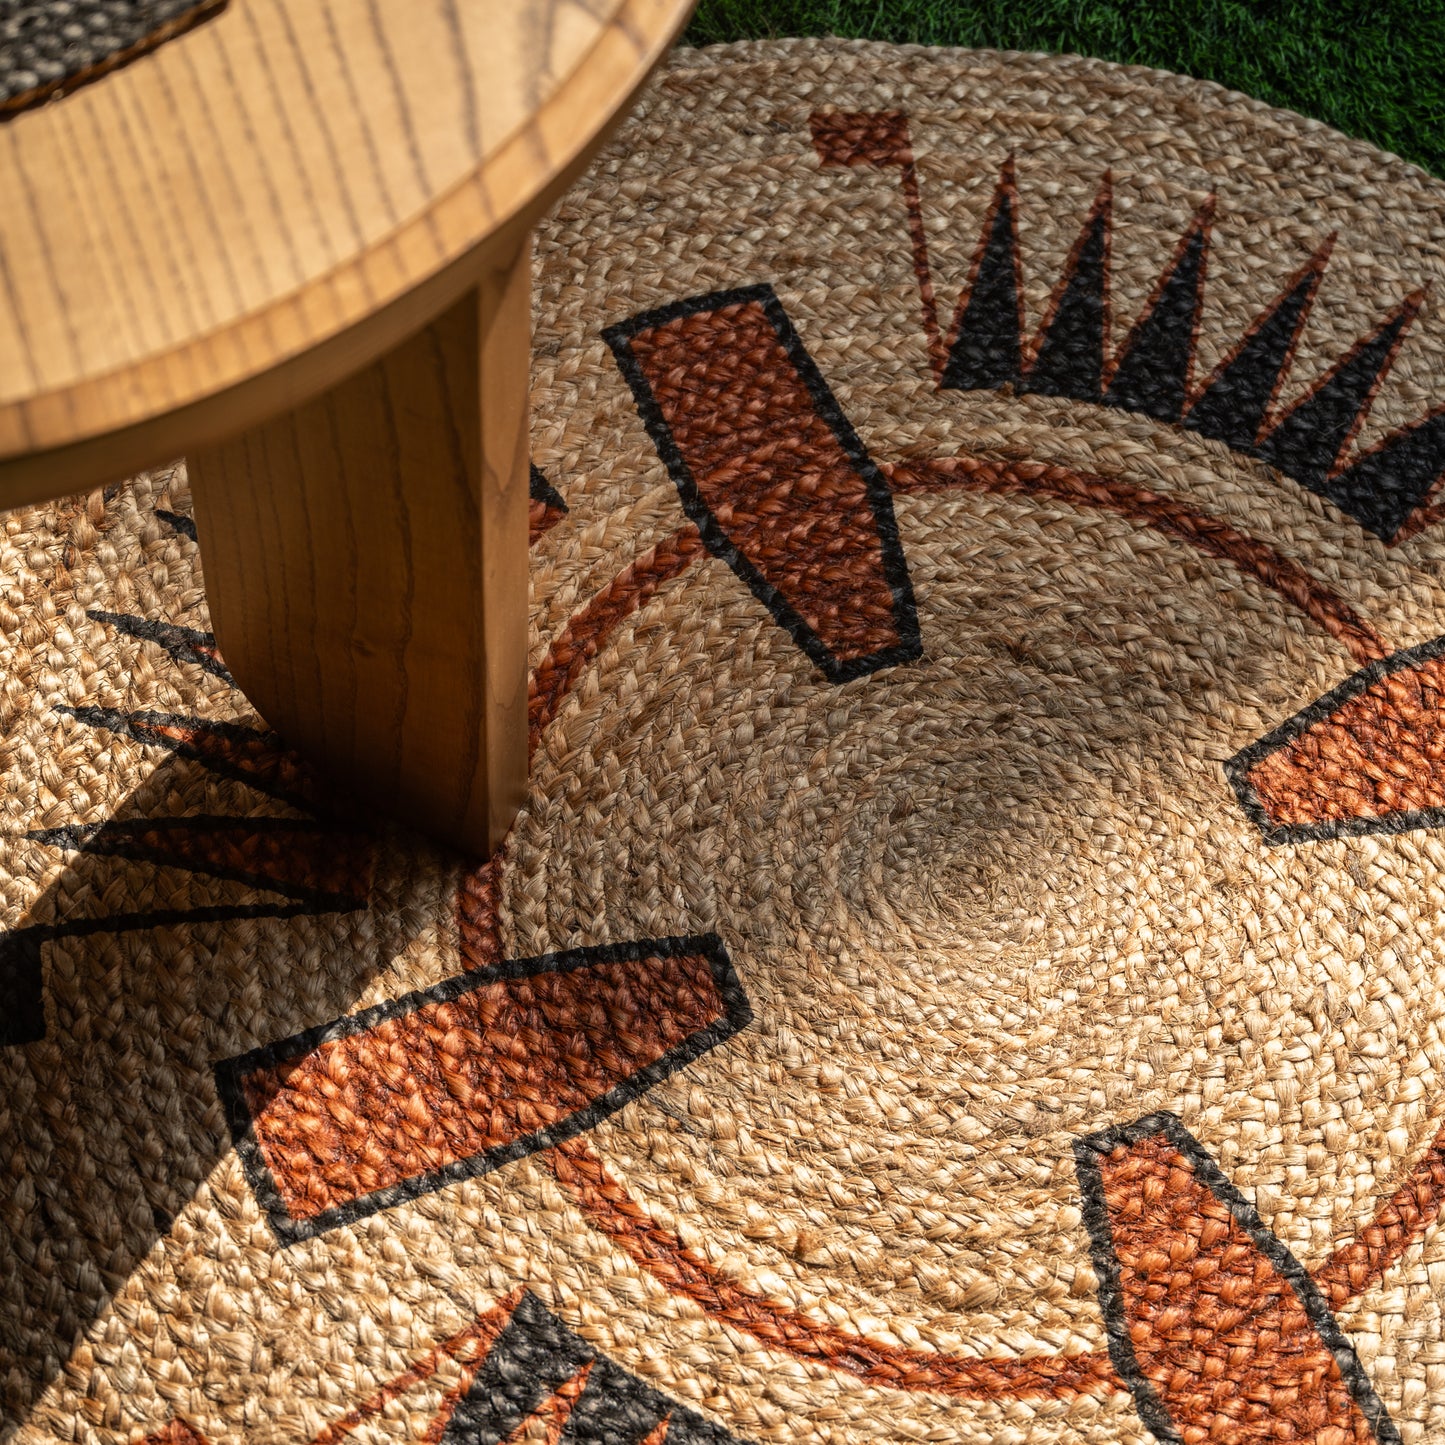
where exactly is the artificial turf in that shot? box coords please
[686,1,1445,178]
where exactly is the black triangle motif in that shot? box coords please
[443,1293,748,1445]
[556,1356,669,1444]
[89,609,231,682]
[156,508,198,541]
[1104,202,1212,423]
[1255,294,1422,493]
[1184,241,1331,450]
[26,816,371,911]
[530,463,568,515]
[941,160,1021,391]
[1325,407,1445,541]
[1025,178,1111,401]
[903,155,1444,547]
[58,705,314,808]
[443,1293,590,1443]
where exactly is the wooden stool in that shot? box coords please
[0,0,693,856]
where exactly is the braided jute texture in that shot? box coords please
[11,33,1445,1444]
[0,1,223,114]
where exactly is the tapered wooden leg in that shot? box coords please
[188,241,532,857]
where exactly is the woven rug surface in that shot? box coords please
[8,34,1445,1445]
[0,0,221,112]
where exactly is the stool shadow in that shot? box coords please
[0,740,394,1430]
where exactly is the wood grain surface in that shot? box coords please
[189,243,533,857]
[0,0,692,506]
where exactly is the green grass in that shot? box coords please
[686,1,1445,177]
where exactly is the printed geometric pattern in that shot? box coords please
[439,1292,748,1445]
[530,463,569,542]
[137,1291,752,1445]
[1227,634,1445,843]
[0,566,375,1047]
[605,285,921,683]
[219,935,750,1242]
[10,42,1445,1445]
[1075,1114,1399,1445]
[820,115,1445,543]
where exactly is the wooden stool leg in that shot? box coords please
[188,241,532,857]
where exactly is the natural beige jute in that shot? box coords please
[8,36,1445,1445]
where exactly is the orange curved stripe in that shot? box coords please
[1313,1123,1445,1309]
[311,1288,523,1445]
[551,1118,1445,1408]
[491,458,1425,1408]
[529,525,707,753]
[887,455,1388,665]
[545,1137,1123,1401]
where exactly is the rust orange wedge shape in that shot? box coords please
[605,285,920,684]
[1228,634,1445,843]
[1075,1113,1398,1445]
[218,935,750,1243]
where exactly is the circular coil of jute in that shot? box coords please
[6,34,1445,1445]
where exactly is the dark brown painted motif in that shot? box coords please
[604,285,921,683]
[217,935,750,1243]
[815,109,1445,544]
[140,1289,751,1445]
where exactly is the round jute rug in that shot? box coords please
[6,35,1445,1445]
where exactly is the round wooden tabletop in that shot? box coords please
[0,0,693,506]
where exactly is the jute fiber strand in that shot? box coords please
[0,0,223,113]
[7,34,1445,1445]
